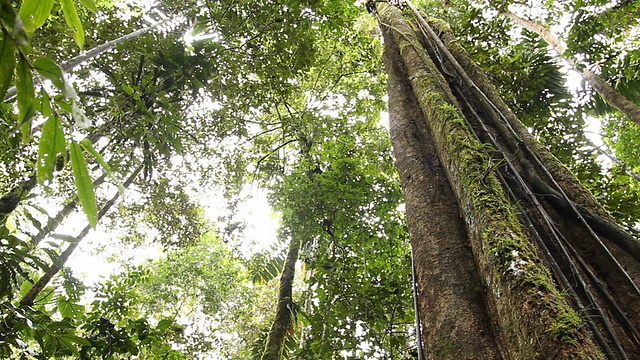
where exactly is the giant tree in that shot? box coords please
[375,1,640,358]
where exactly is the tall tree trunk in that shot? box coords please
[427,10,640,357]
[383,20,501,359]
[504,11,640,127]
[376,1,640,358]
[261,236,300,360]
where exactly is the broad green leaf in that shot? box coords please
[69,142,97,227]
[1,2,29,47]
[50,233,80,242]
[156,319,173,330]
[60,0,84,49]
[37,115,66,185]
[0,33,15,100]
[18,0,55,32]
[60,333,91,346]
[122,83,134,95]
[40,88,52,116]
[56,98,72,113]
[80,138,124,192]
[78,0,97,13]
[34,57,64,90]
[16,56,35,142]
[57,297,75,318]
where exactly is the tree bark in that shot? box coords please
[377,2,608,358]
[383,22,501,358]
[504,11,640,127]
[261,236,300,360]
[422,17,640,354]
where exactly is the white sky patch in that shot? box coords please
[378,111,389,129]
[203,187,281,258]
[184,31,222,47]
[68,229,162,285]
[66,185,280,286]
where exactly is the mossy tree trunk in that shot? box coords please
[383,21,501,359]
[261,236,300,360]
[376,1,640,358]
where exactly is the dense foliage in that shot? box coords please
[0,0,638,358]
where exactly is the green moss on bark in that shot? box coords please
[377,3,602,358]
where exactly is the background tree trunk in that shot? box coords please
[4,20,167,102]
[504,11,640,127]
[261,236,300,360]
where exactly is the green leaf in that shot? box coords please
[69,142,97,227]
[156,319,172,330]
[80,139,124,193]
[18,0,55,32]
[40,88,51,116]
[78,0,97,13]
[58,336,80,356]
[122,83,134,95]
[1,3,29,47]
[16,56,35,142]
[34,57,65,90]
[60,0,84,49]
[57,297,75,318]
[41,332,57,356]
[50,233,80,242]
[0,33,15,101]
[60,333,91,347]
[37,115,66,185]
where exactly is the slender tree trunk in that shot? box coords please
[261,236,300,360]
[376,1,640,357]
[0,133,105,225]
[4,21,166,102]
[504,11,640,127]
[29,173,108,247]
[585,139,640,183]
[22,164,142,306]
[0,164,142,340]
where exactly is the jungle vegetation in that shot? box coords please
[0,0,639,358]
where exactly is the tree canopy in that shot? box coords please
[0,0,639,358]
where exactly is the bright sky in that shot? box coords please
[67,186,279,286]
